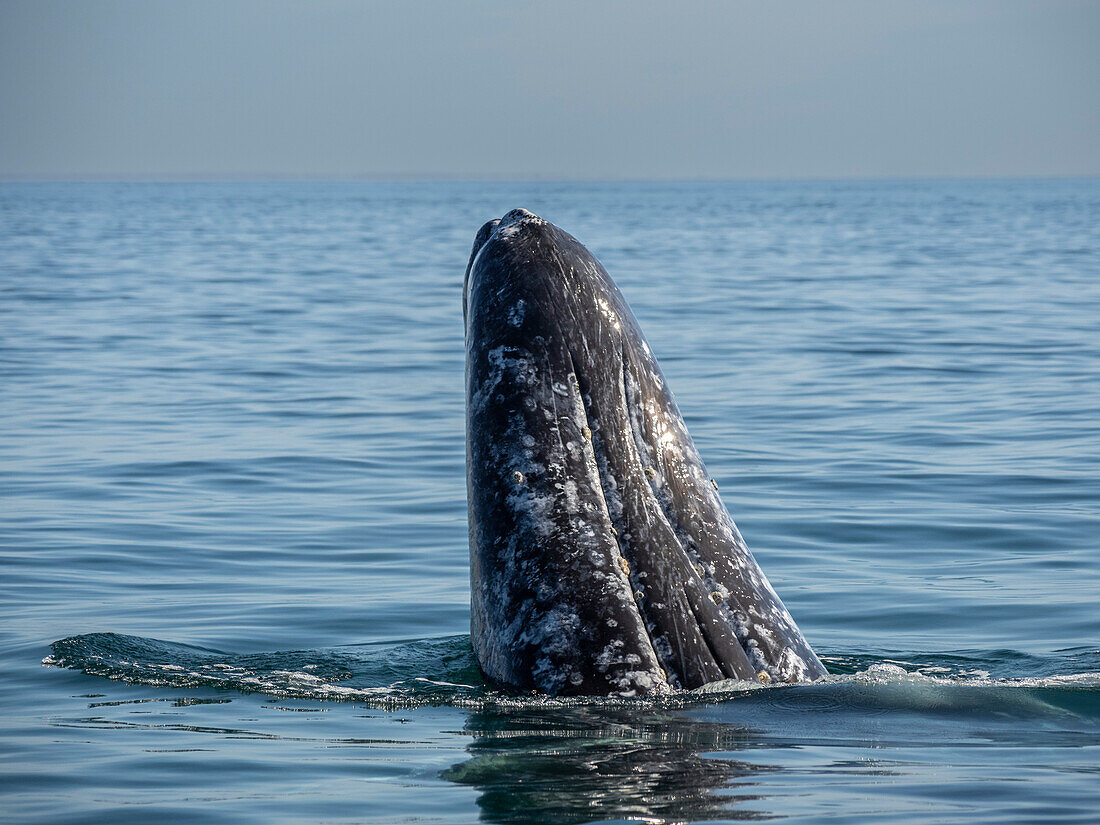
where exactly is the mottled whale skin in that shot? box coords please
[465,209,826,696]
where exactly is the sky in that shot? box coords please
[1,0,1097,180]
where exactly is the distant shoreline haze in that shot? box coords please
[2,174,1099,184]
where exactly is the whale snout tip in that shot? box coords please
[495,208,546,238]
[468,209,543,265]
[500,208,540,225]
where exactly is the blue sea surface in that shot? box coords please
[2,179,1099,824]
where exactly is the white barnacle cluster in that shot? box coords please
[472,346,533,415]
[556,478,580,513]
[522,604,583,694]
[777,647,811,682]
[507,298,526,327]
[504,465,555,539]
[594,640,668,697]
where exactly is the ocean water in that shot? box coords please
[2,179,1099,824]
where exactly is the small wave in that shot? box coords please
[45,633,1100,719]
[44,633,485,709]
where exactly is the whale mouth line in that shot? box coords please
[568,345,668,680]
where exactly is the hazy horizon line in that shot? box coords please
[3,172,1098,185]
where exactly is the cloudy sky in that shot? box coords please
[1,0,1096,179]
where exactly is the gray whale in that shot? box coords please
[465,209,826,696]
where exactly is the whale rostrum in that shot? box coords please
[465,209,826,696]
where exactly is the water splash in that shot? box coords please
[45,633,1100,719]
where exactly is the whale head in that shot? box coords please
[464,209,825,696]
